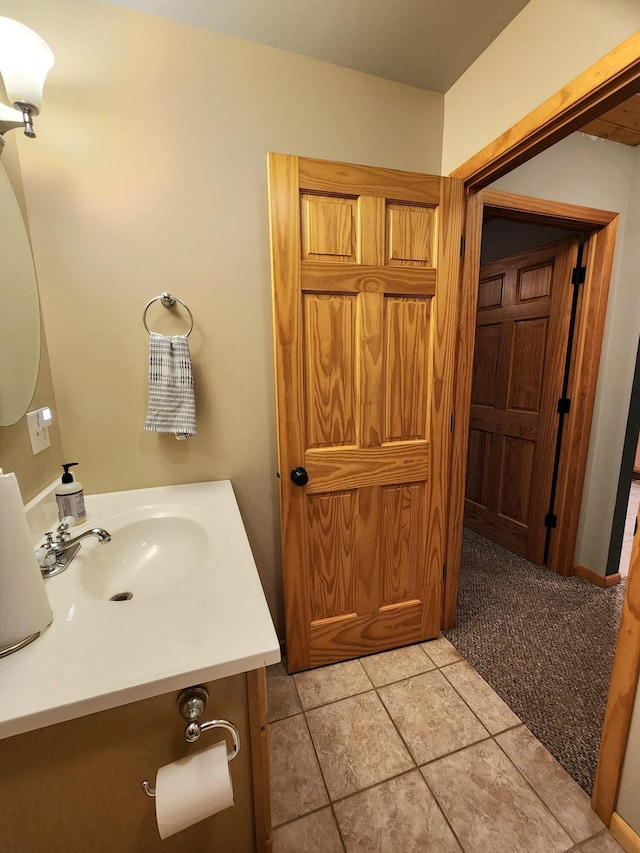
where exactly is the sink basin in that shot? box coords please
[77,505,225,602]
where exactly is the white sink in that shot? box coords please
[78,506,222,601]
[3,480,280,741]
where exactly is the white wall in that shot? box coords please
[490,132,640,574]
[442,0,640,174]
[2,0,443,634]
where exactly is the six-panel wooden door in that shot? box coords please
[268,154,464,672]
[464,240,576,563]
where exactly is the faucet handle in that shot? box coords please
[36,533,57,570]
[56,517,74,543]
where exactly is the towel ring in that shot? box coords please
[143,292,194,337]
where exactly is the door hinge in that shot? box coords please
[460,235,465,258]
[545,513,558,529]
[572,265,586,286]
[450,413,454,432]
[442,564,447,581]
[557,398,571,415]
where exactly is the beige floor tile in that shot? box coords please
[293,660,372,710]
[269,714,328,826]
[579,830,625,852]
[334,769,462,852]
[422,739,572,853]
[496,726,604,842]
[272,807,344,853]
[421,635,463,667]
[442,660,520,734]
[306,691,414,800]
[378,669,488,764]
[267,662,302,722]
[359,644,435,687]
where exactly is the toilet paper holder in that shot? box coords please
[142,685,240,798]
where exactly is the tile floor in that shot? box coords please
[267,637,623,852]
[619,479,640,577]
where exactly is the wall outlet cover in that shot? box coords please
[26,410,51,455]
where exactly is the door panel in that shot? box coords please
[464,240,575,563]
[303,294,356,448]
[508,318,548,411]
[384,297,430,442]
[269,154,464,672]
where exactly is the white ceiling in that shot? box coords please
[106,0,531,93]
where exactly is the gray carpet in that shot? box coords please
[444,528,626,795]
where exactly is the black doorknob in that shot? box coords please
[290,467,309,487]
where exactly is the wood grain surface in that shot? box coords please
[269,154,463,670]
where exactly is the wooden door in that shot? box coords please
[268,154,464,672]
[464,240,576,563]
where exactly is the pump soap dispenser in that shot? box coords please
[55,463,87,524]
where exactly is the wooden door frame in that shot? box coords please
[450,32,640,191]
[444,29,640,827]
[592,495,640,826]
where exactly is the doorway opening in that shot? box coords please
[445,189,619,629]
[444,189,622,795]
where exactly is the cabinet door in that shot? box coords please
[0,674,258,852]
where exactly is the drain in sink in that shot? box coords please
[110,591,133,601]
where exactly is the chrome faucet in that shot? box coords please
[36,519,111,578]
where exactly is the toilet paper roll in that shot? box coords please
[0,473,52,653]
[155,741,234,840]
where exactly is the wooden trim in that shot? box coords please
[548,221,619,575]
[451,32,640,188]
[446,190,618,628]
[592,509,640,824]
[610,812,640,853]
[482,190,618,229]
[268,152,311,673]
[443,188,483,629]
[573,564,622,588]
[247,668,271,852]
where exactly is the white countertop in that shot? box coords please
[0,480,280,740]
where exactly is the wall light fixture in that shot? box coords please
[0,17,54,152]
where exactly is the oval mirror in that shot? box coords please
[0,161,40,426]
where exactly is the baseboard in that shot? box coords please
[573,564,621,587]
[610,812,640,853]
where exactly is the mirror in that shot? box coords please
[0,160,40,426]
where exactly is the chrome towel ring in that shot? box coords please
[143,291,194,337]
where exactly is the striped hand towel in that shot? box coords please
[144,332,196,440]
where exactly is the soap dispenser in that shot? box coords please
[55,463,87,524]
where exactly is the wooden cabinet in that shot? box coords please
[0,670,270,852]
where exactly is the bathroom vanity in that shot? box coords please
[0,481,280,852]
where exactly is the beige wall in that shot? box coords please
[490,133,640,575]
[4,0,443,633]
[0,137,63,500]
[441,0,640,174]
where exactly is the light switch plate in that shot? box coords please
[26,410,51,454]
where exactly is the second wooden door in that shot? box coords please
[464,239,576,564]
